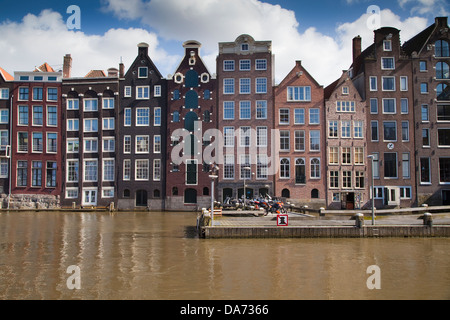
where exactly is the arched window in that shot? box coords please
[153,189,160,198]
[280,158,290,178]
[435,40,449,57]
[436,62,450,79]
[203,110,211,123]
[173,111,180,122]
[311,189,319,199]
[281,189,290,198]
[311,158,320,179]
[173,90,180,100]
[184,111,198,132]
[185,70,199,88]
[204,90,211,100]
[172,187,178,196]
[295,158,306,184]
[123,189,130,198]
[185,90,199,109]
[437,83,449,101]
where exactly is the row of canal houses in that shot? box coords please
[0,17,448,211]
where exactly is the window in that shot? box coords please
[400,76,408,91]
[328,121,338,138]
[383,40,392,51]
[123,136,131,154]
[280,158,290,179]
[341,121,351,138]
[240,60,251,71]
[435,40,449,57]
[32,106,43,126]
[241,43,249,51]
[354,121,363,138]
[135,160,149,181]
[370,77,377,91]
[438,104,450,121]
[18,132,28,152]
[329,147,339,164]
[67,160,79,182]
[136,135,149,153]
[310,158,320,179]
[337,101,355,112]
[136,86,150,99]
[401,98,409,114]
[124,108,131,126]
[123,160,131,181]
[153,159,161,181]
[294,109,305,124]
[103,98,114,109]
[439,158,450,183]
[421,83,428,94]
[186,160,197,185]
[420,61,427,72]
[0,131,6,150]
[420,158,431,184]
[84,119,98,132]
[154,107,161,126]
[124,86,132,98]
[138,67,148,78]
[0,88,9,100]
[223,101,235,120]
[224,155,234,179]
[67,119,79,131]
[103,118,115,130]
[437,84,449,101]
[102,188,114,199]
[294,130,305,151]
[438,129,450,147]
[402,121,409,142]
[47,106,57,126]
[19,87,29,101]
[240,101,251,119]
[330,171,339,188]
[342,147,351,165]
[84,160,98,182]
[240,78,251,94]
[223,60,235,71]
[370,98,378,114]
[384,153,397,178]
[256,78,267,94]
[239,127,251,147]
[354,147,364,165]
[343,171,352,188]
[84,99,98,111]
[136,108,150,126]
[154,85,161,97]
[257,155,268,179]
[46,161,57,187]
[309,108,320,124]
[287,86,311,101]
[355,171,365,189]
[423,129,430,147]
[381,57,395,70]
[310,131,320,151]
[67,139,79,153]
[436,62,449,79]
[32,132,43,152]
[402,153,410,179]
[342,86,349,95]
[65,98,78,111]
[84,138,98,153]
[383,121,397,141]
[103,137,115,152]
[257,127,267,147]
[280,131,290,151]
[47,88,58,101]
[18,106,28,125]
[154,135,161,153]
[240,155,251,179]
[256,59,267,70]
[17,161,27,187]
[400,187,412,199]
[102,159,114,182]
[256,101,267,119]
[33,87,43,100]
[421,105,429,122]
[223,79,235,94]
[47,133,57,153]
[224,127,235,147]
[382,77,395,91]
[295,158,306,184]
[279,109,289,124]
[31,161,42,187]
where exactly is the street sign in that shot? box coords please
[277,214,289,226]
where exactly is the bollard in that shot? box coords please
[353,213,364,228]
[423,212,433,227]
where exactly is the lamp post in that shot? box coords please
[209,165,219,226]
[243,166,251,206]
[367,155,375,225]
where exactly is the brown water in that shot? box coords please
[0,211,449,300]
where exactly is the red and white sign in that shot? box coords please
[277,214,289,226]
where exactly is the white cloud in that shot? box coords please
[398,0,449,16]
[0,9,179,78]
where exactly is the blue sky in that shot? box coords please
[0,0,447,85]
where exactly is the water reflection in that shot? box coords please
[0,211,449,300]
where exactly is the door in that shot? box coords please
[136,190,148,207]
[443,190,450,205]
[346,193,355,210]
[82,189,97,206]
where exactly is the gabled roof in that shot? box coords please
[0,67,13,81]
[350,43,375,78]
[85,70,106,78]
[324,78,339,100]
[402,22,436,56]
[34,62,55,73]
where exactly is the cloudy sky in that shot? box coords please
[0,0,447,86]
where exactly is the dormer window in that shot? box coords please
[241,43,249,51]
[342,86,349,95]
[383,40,392,51]
[138,67,148,78]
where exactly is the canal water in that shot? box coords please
[0,211,449,300]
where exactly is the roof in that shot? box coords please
[0,67,13,81]
[84,70,107,78]
[34,62,55,73]
[324,78,339,100]
[402,23,436,56]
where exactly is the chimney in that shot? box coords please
[63,54,72,79]
[353,36,362,62]
[435,17,448,28]
[119,62,125,78]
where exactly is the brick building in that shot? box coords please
[216,34,275,202]
[0,67,13,203]
[324,70,368,209]
[165,41,217,210]
[403,17,450,205]
[274,61,326,208]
